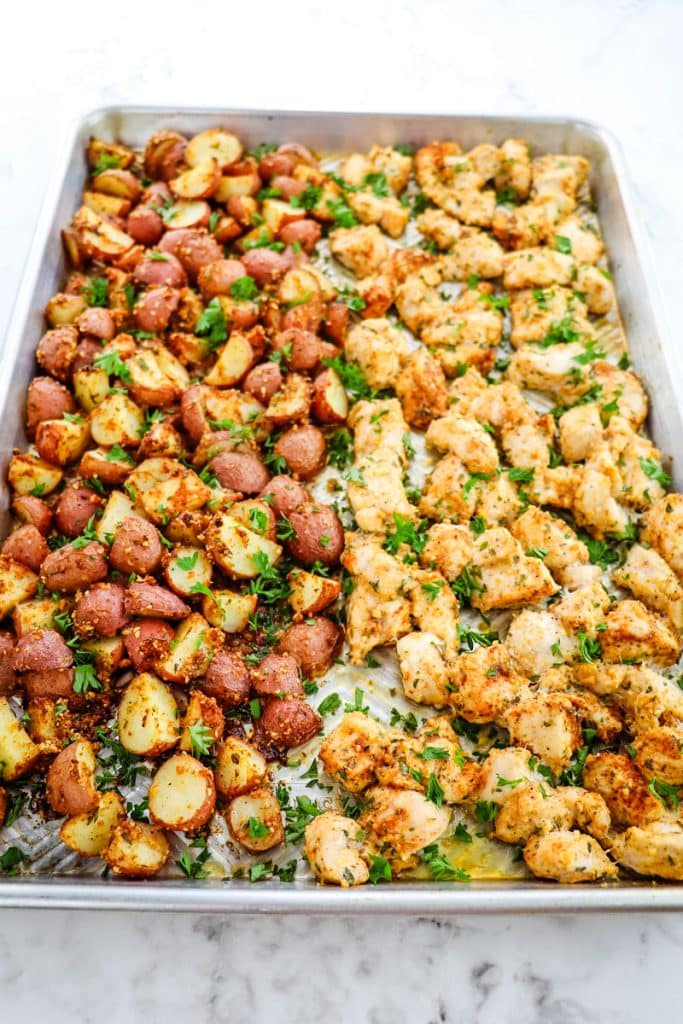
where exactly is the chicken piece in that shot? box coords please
[610,821,683,881]
[573,447,630,537]
[527,466,580,510]
[535,670,623,744]
[501,416,554,470]
[374,733,430,792]
[642,493,683,580]
[561,562,603,591]
[415,715,481,802]
[394,264,442,333]
[505,609,575,676]
[329,224,390,277]
[436,228,505,280]
[475,473,522,527]
[574,663,683,734]
[632,727,683,787]
[531,154,590,209]
[492,201,554,251]
[523,830,617,882]
[406,569,459,652]
[507,340,585,393]
[503,693,583,773]
[494,785,611,844]
[458,379,537,430]
[448,644,528,723]
[356,248,432,320]
[304,812,370,887]
[348,457,414,534]
[359,786,452,871]
[554,215,604,264]
[606,416,667,511]
[419,453,472,522]
[420,523,474,581]
[503,248,575,290]
[419,285,504,376]
[342,538,413,662]
[509,287,591,348]
[344,318,409,390]
[614,545,683,630]
[342,146,412,195]
[394,348,448,430]
[397,631,451,708]
[558,403,603,464]
[551,581,610,636]
[600,599,679,667]
[415,141,499,226]
[495,138,532,199]
[319,711,388,792]
[416,208,463,249]
[425,412,500,473]
[575,264,615,315]
[582,752,664,828]
[349,398,408,463]
[470,527,558,612]
[510,506,594,586]
[592,363,648,428]
[348,189,409,239]
[475,746,547,805]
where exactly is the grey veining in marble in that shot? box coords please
[1,0,682,1019]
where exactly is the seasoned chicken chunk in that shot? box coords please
[348,189,409,239]
[582,752,664,827]
[406,569,459,652]
[600,599,679,666]
[509,286,591,348]
[420,523,474,581]
[507,340,585,393]
[527,466,580,511]
[632,727,683,787]
[554,215,604,264]
[348,456,414,534]
[558,403,603,463]
[503,692,582,773]
[342,537,412,662]
[642,493,683,579]
[610,822,683,881]
[500,417,554,470]
[494,785,611,844]
[523,830,617,883]
[551,581,610,637]
[592,362,648,428]
[419,285,504,376]
[342,146,412,195]
[344,318,409,390]
[415,141,499,226]
[359,786,451,871]
[573,447,630,538]
[425,412,500,473]
[319,712,388,792]
[606,416,666,510]
[505,609,575,676]
[458,379,537,430]
[614,545,683,630]
[329,224,390,277]
[449,645,528,723]
[416,208,463,249]
[510,506,595,587]
[574,663,683,734]
[475,747,547,805]
[349,398,408,463]
[415,716,481,803]
[575,264,615,314]
[436,228,505,280]
[469,527,557,612]
[419,453,472,522]
[394,348,448,430]
[304,812,370,887]
[495,138,532,199]
[503,248,575,290]
[397,631,451,707]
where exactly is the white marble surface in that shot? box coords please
[1,0,682,1019]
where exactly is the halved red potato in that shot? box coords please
[117,672,180,756]
[170,159,221,200]
[40,541,108,594]
[311,368,349,424]
[109,516,162,576]
[125,346,190,407]
[138,417,184,461]
[163,199,211,230]
[26,696,72,746]
[94,491,136,543]
[279,618,343,678]
[2,524,49,572]
[45,291,87,327]
[204,512,282,579]
[226,786,285,852]
[261,198,305,235]
[46,739,99,816]
[8,453,63,496]
[123,619,174,672]
[0,556,39,618]
[102,820,170,878]
[163,545,213,598]
[13,595,67,637]
[91,168,141,203]
[214,737,267,798]
[243,361,283,403]
[201,650,251,707]
[274,425,326,480]
[133,251,187,289]
[126,206,164,245]
[258,474,309,515]
[134,286,181,333]
[88,137,135,171]
[72,206,134,261]
[216,174,261,202]
[35,416,90,466]
[83,190,132,219]
[72,583,129,639]
[155,613,224,684]
[80,448,130,487]
[90,393,144,447]
[261,697,322,748]
[204,332,256,387]
[80,635,125,679]
[179,689,224,754]
[73,366,110,412]
[148,752,216,831]
[251,652,303,697]
[288,569,342,616]
[125,582,190,620]
[0,697,40,781]
[60,791,126,856]
[12,494,53,536]
[201,589,257,634]
[127,457,212,525]
[36,324,78,380]
[144,131,187,179]
[186,129,243,170]
[229,499,277,540]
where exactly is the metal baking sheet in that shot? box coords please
[1,105,682,912]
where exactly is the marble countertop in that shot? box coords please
[1,0,682,1019]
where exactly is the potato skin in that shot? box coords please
[0,633,17,696]
[259,475,309,516]
[76,307,115,340]
[148,752,216,831]
[46,739,99,816]
[197,258,246,300]
[26,376,75,434]
[12,495,53,536]
[279,618,343,678]
[274,425,326,480]
[102,820,170,878]
[124,581,190,619]
[201,650,251,707]
[241,248,292,286]
[123,618,175,672]
[243,362,283,402]
[227,786,285,852]
[279,220,321,253]
[2,525,49,572]
[251,652,303,697]
[109,517,163,576]
[126,206,164,245]
[23,668,75,702]
[261,697,322,749]
[36,325,78,381]
[134,286,181,333]
[0,786,6,826]
[208,452,270,495]
[73,583,129,638]
[286,505,344,566]
[159,228,223,280]
[273,329,322,372]
[40,541,108,593]
[133,252,187,289]
[54,486,103,538]
[12,628,73,672]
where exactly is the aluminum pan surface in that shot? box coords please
[1,105,681,912]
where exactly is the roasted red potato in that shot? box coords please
[46,739,100,816]
[279,618,343,678]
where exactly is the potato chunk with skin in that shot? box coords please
[344,318,409,390]
[204,513,282,579]
[46,739,99,816]
[214,736,267,798]
[614,545,683,630]
[359,786,451,871]
[102,820,170,878]
[148,752,216,831]
[60,791,126,856]
[523,830,617,883]
[8,453,63,497]
[155,613,224,683]
[470,527,558,612]
[0,556,38,619]
[319,712,388,793]
[89,393,145,447]
[305,811,370,887]
[0,697,40,781]
[227,787,285,852]
[117,673,180,756]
